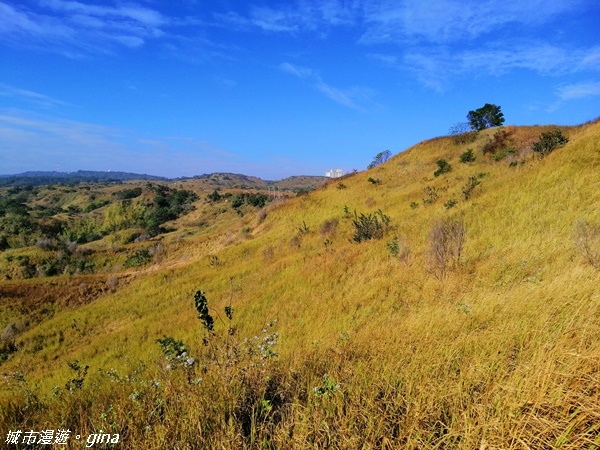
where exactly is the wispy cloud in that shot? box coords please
[216,0,584,44]
[0,0,174,56]
[279,62,376,111]
[217,0,356,34]
[556,81,600,101]
[359,0,582,44]
[0,83,68,109]
[398,44,600,91]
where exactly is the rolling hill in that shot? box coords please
[1,119,599,449]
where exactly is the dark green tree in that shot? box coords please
[467,104,505,131]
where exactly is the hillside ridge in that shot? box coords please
[1,119,599,449]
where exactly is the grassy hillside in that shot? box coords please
[1,120,600,449]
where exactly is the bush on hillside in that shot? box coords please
[351,209,391,243]
[434,159,452,177]
[532,129,569,157]
[482,129,514,155]
[459,149,476,163]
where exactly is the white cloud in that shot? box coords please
[0,83,68,109]
[279,62,376,111]
[0,0,175,56]
[556,81,600,101]
[401,43,600,91]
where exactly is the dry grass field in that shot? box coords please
[1,120,599,448]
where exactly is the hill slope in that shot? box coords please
[1,120,600,449]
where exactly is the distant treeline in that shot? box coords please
[0,170,166,187]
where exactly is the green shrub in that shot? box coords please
[532,129,569,157]
[459,149,475,163]
[231,193,269,209]
[351,209,390,243]
[113,187,143,200]
[444,199,458,209]
[124,248,152,268]
[434,159,452,177]
[492,147,515,161]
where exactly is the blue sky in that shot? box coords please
[1,0,599,179]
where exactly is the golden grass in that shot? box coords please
[2,120,600,448]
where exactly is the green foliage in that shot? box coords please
[139,186,198,235]
[351,209,390,243]
[194,290,214,332]
[467,103,505,131]
[367,149,392,169]
[156,336,194,370]
[224,305,234,321]
[62,216,103,244]
[337,182,347,190]
[492,147,516,161]
[367,177,382,185]
[434,159,452,177]
[65,360,89,393]
[313,374,340,396]
[387,236,410,261]
[231,193,270,209]
[84,199,110,212]
[206,189,222,202]
[124,248,152,268]
[102,200,146,234]
[459,149,476,163]
[444,199,458,209]
[113,187,142,200]
[532,129,569,157]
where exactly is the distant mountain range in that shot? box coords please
[0,170,166,186]
[0,170,328,190]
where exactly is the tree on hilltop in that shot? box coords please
[467,103,504,131]
[368,149,392,169]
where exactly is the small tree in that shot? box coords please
[449,122,478,145]
[467,104,504,131]
[367,150,392,169]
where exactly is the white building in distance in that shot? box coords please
[325,169,344,178]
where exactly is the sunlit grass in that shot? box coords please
[2,120,600,448]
